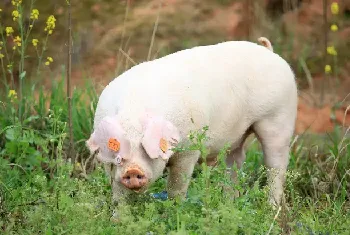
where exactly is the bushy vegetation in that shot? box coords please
[1,115,349,234]
[0,1,349,234]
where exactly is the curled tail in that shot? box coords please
[258,37,273,52]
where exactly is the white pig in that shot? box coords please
[86,37,297,207]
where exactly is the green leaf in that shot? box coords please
[23,115,39,124]
[20,71,26,80]
[60,193,74,208]
[5,128,16,141]
[5,141,19,154]
[26,148,42,166]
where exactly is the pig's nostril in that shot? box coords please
[121,168,147,190]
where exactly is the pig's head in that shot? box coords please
[86,114,180,193]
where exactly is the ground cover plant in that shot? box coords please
[0,0,349,234]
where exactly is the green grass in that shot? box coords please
[1,1,349,234]
[0,81,349,234]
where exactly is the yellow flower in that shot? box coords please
[30,9,39,20]
[0,41,3,45]
[12,10,19,21]
[12,46,16,50]
[8,90,18,102]
[8,89,17,99]
[32,39,38,47]
[331,2,339,15]
[327,45,337,56]
[330,24,338,32]
[325,65,332,74]
[44,15,56,34]
[0,54,4,59]
[45,57,53,65]
[11,0,22,6]
[75,162,82,171]
[0,8,2,12]
[29,25,33,29]
[13,36,21,47]
[5,27,14,36]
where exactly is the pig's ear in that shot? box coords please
[87,116,131,163]
[86,132,99,154]
[141,115,180,160]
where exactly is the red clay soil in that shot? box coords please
[296,98,350,134]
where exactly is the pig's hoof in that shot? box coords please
[110,209,120,223]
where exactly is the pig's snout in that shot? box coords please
[120,168,147,191]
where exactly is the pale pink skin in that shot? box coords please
[86,38,297,207]
[86,113,181,200]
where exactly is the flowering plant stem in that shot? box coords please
[36,33,49,77]
[18,4,25,124]
[0,27,14,88]
[321,0,328,107]
[67,0,74,163]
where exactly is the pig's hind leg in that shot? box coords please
[253,112,295,207]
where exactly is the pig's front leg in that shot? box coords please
[104,164,130,202]
[166,151,200,199]
[109,176,134,223]
[111,179,131,202]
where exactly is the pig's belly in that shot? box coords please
[198,124,253,165]
[208,126,251,153]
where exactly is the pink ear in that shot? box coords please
[141,115,180,160]
[86,116,131,163]
[86,132,99,153]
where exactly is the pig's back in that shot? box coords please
[94,40,297,144]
